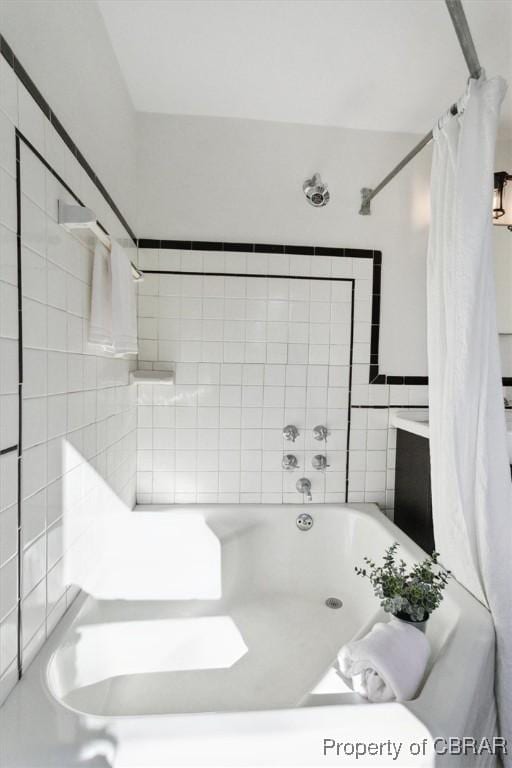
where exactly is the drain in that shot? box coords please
[325,597,343,609]
[296,513,313,531]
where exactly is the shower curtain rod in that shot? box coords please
[359,0,482,215]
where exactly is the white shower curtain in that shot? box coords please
[427,75,512,752]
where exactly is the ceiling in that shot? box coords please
[97,0,512,135]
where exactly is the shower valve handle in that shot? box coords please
[312,454,329,471]
[313,425,329,441]
[282,454,299,471]
[283,425,299,442]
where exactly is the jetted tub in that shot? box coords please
[0,504,497,767]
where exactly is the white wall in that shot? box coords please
[136,113,432,377]
[0,0,137,225]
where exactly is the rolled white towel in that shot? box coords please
[337,618,430,703]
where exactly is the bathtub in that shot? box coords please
[0,503,497,767]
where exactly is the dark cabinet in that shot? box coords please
[394,429,435,554]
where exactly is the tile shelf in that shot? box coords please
[130,370,175,385]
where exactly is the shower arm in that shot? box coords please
[359,0,482,216]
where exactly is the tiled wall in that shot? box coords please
[135,247,428,505]
[0,52,136,705]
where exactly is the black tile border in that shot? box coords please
[0,444,18,456]
[144,269,349,283]
[138,239,373,259]
[352,404,428,409]
[0,34,136,245]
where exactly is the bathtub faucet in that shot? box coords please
[296,477,312,502]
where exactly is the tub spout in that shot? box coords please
[296,477,312,502]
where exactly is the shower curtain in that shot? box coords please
[427,75,512,753]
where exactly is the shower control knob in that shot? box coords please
[282,454,299,471]
[283,425,299,442]
[313,425,329,441]
[312,454,329,471]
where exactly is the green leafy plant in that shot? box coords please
[355,543,451,622]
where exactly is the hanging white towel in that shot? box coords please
[89,241,113,349]
[110,241,138,356]
[88,240,138,356]
[337,619,430,703]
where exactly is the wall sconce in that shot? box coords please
[493,172,512,231]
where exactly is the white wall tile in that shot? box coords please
[0,556,18,620]
[22,535,46,598]
[0,58,18,124]
[21,195,46,257]
[0,453,18,512]
[18,85,45,154]
[0,505,17,567]
[20,145,46,210]
[0,607,17,676]
[0,281,18,339]
[0,225,17,287]
[21,579,46,651]
[0,168,17,232]
[22,396,47,448]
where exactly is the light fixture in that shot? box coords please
[493,172,512,231]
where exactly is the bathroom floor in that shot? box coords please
[62,594,357,716]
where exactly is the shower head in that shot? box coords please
[303,173,330,207]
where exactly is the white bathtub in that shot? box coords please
[0,504,497,767]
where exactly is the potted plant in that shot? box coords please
[355,543,451,631]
